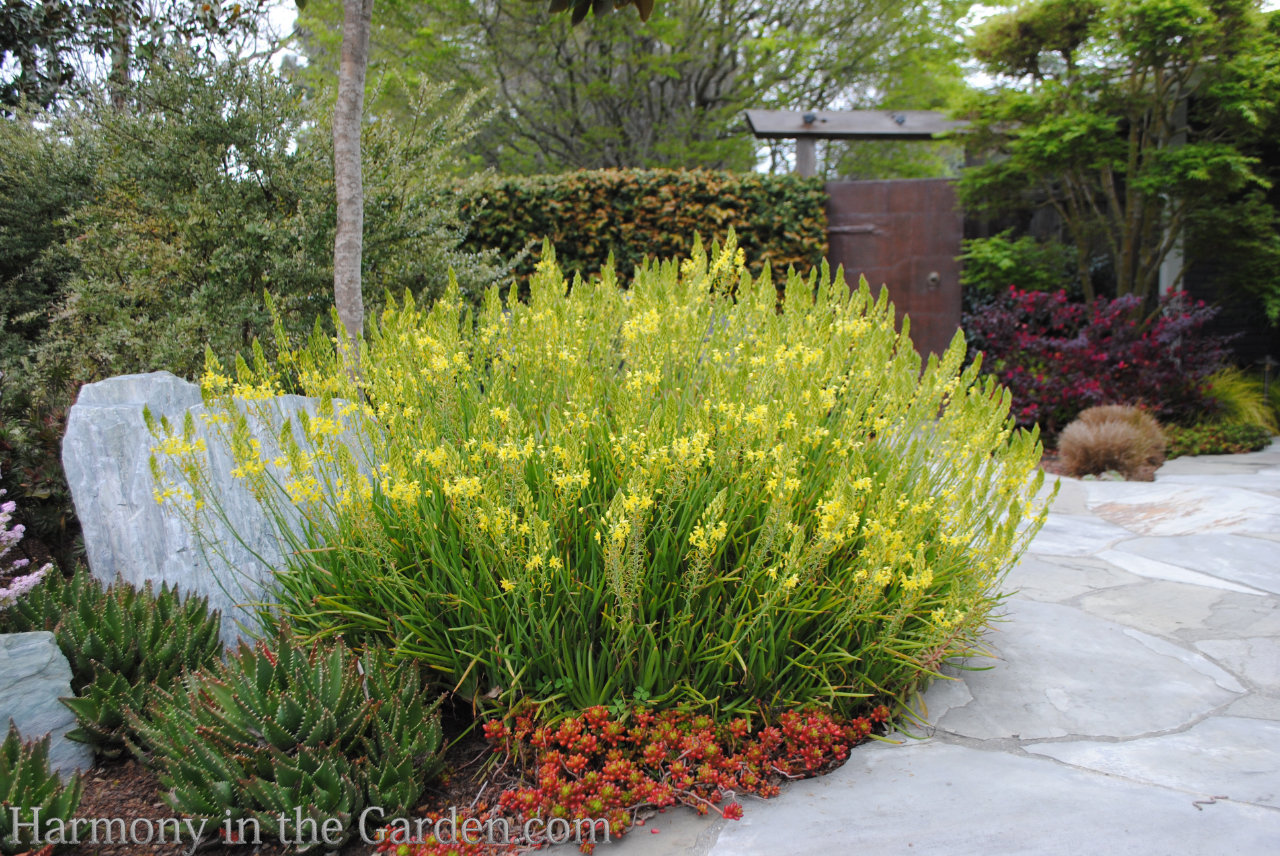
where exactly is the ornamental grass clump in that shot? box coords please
[153,233,1051,719]
[1058,405,1165,481]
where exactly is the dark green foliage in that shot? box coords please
[0,724,82,855]
[0,369,79,566]
[1,51,507,565]
[29,55,504,388]
[1165,422,1274,458]
[0,567,223,758]
[0,0,274,111]
[958,0,1280,307]
[460,169,828,286]
[960,230,1076,294]
[0,112,95,561]
[541,0,655,25]
[135,630,444,852]
[294,0,971,175]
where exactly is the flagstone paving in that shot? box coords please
[569,440,1280,855]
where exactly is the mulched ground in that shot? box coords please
[1038,448,1067,477]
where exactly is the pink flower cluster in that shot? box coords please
[0,472,52,609]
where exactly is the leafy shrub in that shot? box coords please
[0,567,223,758]
[32,56,506,388]
[0,53,510,567]
[960,231,1076,294]
[1057,405,1165,481]
[136,629,444,852]
[0,370,79,568]
[964,287,1229,438]
[1205,367,1279,433]
[0,724,82,856]
[155,235,1050,720]
[459,169,826,286]
[1165,422,1274,458]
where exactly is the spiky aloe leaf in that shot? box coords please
[0,725,83,856]
[139,628,442,850]
[62,671,149,759]
[7,568,222,757]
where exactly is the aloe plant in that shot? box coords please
[0,567,223,757]
[136,629,443,852]
[0,724,82,855]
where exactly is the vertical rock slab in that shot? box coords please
[62,372,355,647]
[0,631,92,778]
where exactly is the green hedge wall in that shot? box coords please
[458,169,828,284]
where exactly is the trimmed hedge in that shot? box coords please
[459,169,828,284]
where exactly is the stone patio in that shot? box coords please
[570,441,1280,855]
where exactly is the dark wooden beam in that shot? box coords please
[745,109,966,141]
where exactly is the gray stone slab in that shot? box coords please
[1028,716,1280,808]
[1024,514,1134,557]
[1110,534,1280,595]
[1159,472,1280,495]
[1002,554,1140,603]
[1157,458,1266,475]
[1076,580,1227,638]
[0,632,92,778]
[1201,592,1280,640]
[1038,476,1089,515]
[547,808,726,855]
[1094,549,1262,594]
[62,372,368,647]
[1194,638,1280,690]
[1226,692,1280,721]
[1086,482,1280,537]
[930,600,1242,740]
[708,741,1280,856]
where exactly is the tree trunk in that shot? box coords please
[333,0,374,363]
[109,3,132,110]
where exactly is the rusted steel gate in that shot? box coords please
[746,111,965,359]
[825,179,963,359]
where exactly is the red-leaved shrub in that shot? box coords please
[964,288,1229,439]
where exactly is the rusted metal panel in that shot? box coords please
[746,109,967,141]
[825,179,962,359]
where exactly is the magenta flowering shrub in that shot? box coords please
[964,288,1229,439]
[0,470,53,610]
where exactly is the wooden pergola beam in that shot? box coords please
[745,109,967,142]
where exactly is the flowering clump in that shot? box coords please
[0,470,52,611]
[964,287,1228,438]
[377,704,886,855]
[154,232,1050,719]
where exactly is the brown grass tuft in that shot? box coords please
[1058,405,1166,481]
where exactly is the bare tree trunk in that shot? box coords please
[109,3,132,110]
[334,0,374,363]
